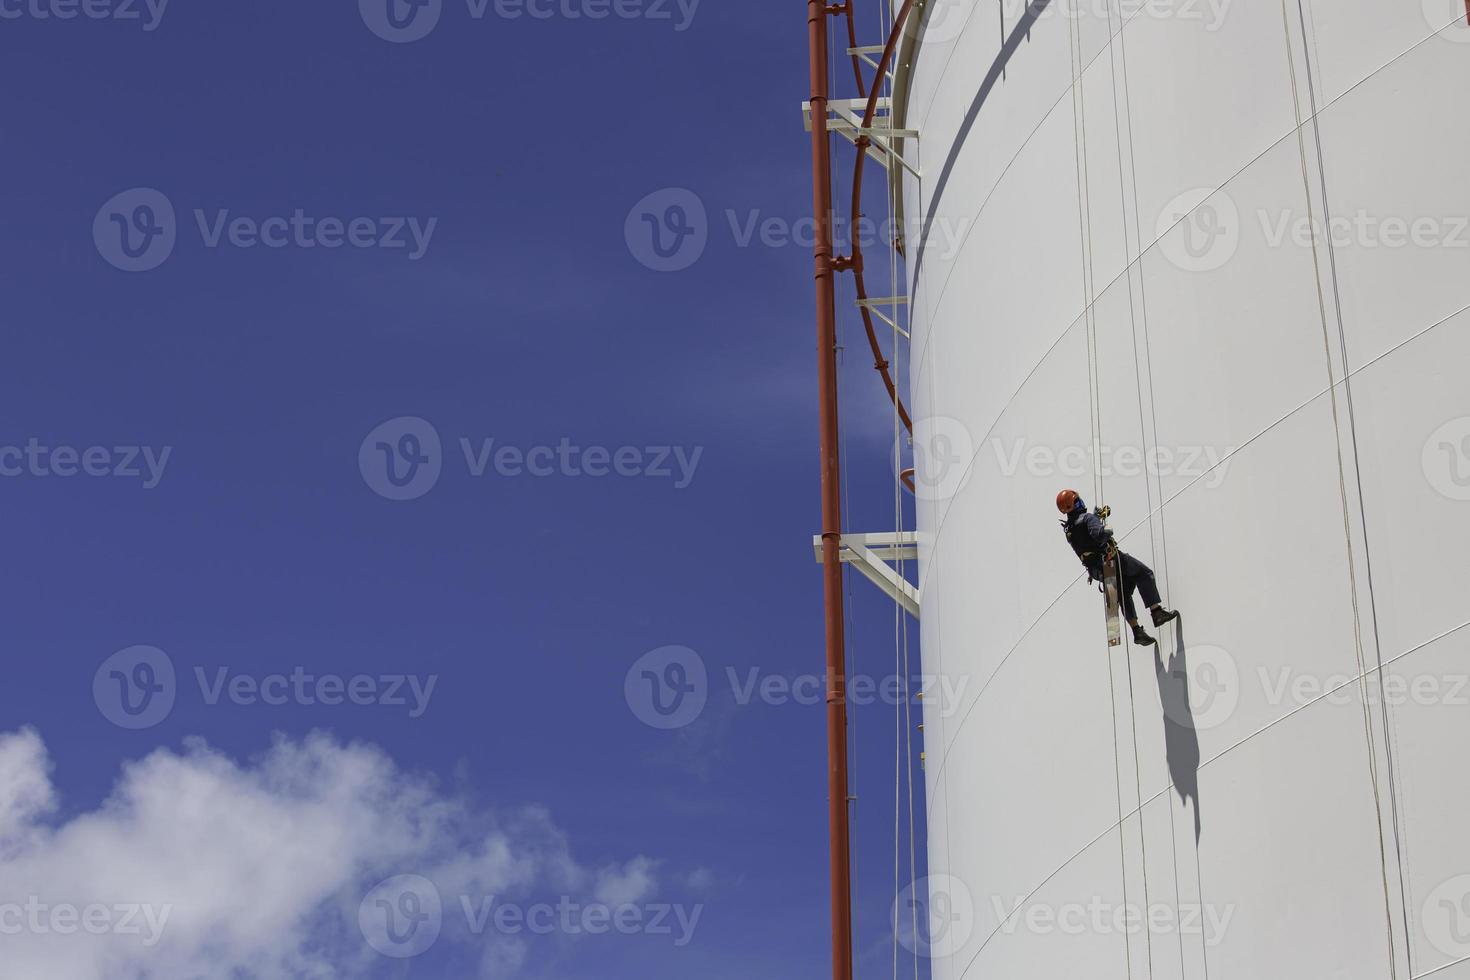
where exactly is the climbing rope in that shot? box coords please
[854,4,924,976]
[1292,0,1413,962]
[1066,8,1137,979]
[1109,7,1198,977]
[1278,2,1405,975]
[1096,4,1163,976]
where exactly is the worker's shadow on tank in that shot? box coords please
[1153,620,1203,842]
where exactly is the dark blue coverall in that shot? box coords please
[1063,509,1162,622]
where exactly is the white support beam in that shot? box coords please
[800,99,921,179]
[812,531,920,619]
[846,45,896,80]
[857,295,911,339]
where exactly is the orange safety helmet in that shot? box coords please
[1056,488,1081,513]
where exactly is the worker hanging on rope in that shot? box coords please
[1056,489,1179,647]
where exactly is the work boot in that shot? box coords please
[1151,606,1180,627]
[1131,623,1156,647]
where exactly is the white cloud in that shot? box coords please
[683,866,715,893]
[0,728,55,853]
[0,728,661,980]
[592,856,659,908]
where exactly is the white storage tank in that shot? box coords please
[894,1,1470,976]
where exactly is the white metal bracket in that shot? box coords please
[857,295,910,339]
[812,531,920,619]
[847,44,895,83]
[801,98,920,179]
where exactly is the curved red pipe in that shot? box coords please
[843,4,867,97]
[847,0,919,434]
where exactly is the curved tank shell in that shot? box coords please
[896,1,1470,977]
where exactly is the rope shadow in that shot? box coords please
[1153,618,1203,841]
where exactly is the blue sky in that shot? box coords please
[0,2,927,978]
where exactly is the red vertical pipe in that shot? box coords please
[805,2,855,980]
